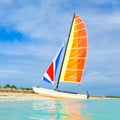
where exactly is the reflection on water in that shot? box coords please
[0,99,119,120]
[32,100,90,120]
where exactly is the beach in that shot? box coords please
[0,88,54,100]
[0,92,53,100]
[0,88,105,100]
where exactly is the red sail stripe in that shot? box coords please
[47,62,54,82]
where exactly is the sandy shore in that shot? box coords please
[0,92,106,100]
[0,88,51,100]
[0,92,54,100]
[0,88,106,100]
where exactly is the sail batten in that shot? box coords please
[59,14,88,83]
[66,68,84,71]
[70,36,88,39]
[74,28,86,32]
[67,47,87,49]
[74,22,84,26]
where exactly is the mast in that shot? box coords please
[56,13,75,90]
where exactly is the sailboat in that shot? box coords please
[33,13,88,99]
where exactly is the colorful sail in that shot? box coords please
[42,44,64,84]
[59,14,88,83]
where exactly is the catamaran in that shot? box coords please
[33,13,88,99]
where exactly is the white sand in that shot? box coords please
[0,92,106,100]
[0,92,53,100]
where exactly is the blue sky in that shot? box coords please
[0,0,120,96]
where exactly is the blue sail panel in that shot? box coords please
[54,44,64,75]
[42,44,64,84]
[42,77,52,84]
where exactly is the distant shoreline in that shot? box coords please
[0,88,51,100]
[0,87,34,94]
[0,92,52,100]
[0,88,119,99]
[0,92,105,100]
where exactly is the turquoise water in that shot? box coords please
[0,98,120,120]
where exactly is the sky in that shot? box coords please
[0,0,120,96]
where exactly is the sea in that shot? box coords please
[0,98,120,120]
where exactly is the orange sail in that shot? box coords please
[59,14,88,83]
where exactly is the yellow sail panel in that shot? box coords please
[59,14,88,83]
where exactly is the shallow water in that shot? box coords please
[0,98,120,120]
[81,99,120,120]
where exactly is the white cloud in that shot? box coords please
[0,41,61,60]
[0,69,20,74]
[90,0,120,5]
[0,69,21,78]
[0,0,70,41]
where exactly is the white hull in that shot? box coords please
[33,87,87,99]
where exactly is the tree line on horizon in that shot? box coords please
[0,84,32,90]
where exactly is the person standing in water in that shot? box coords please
[87,91,89,99]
